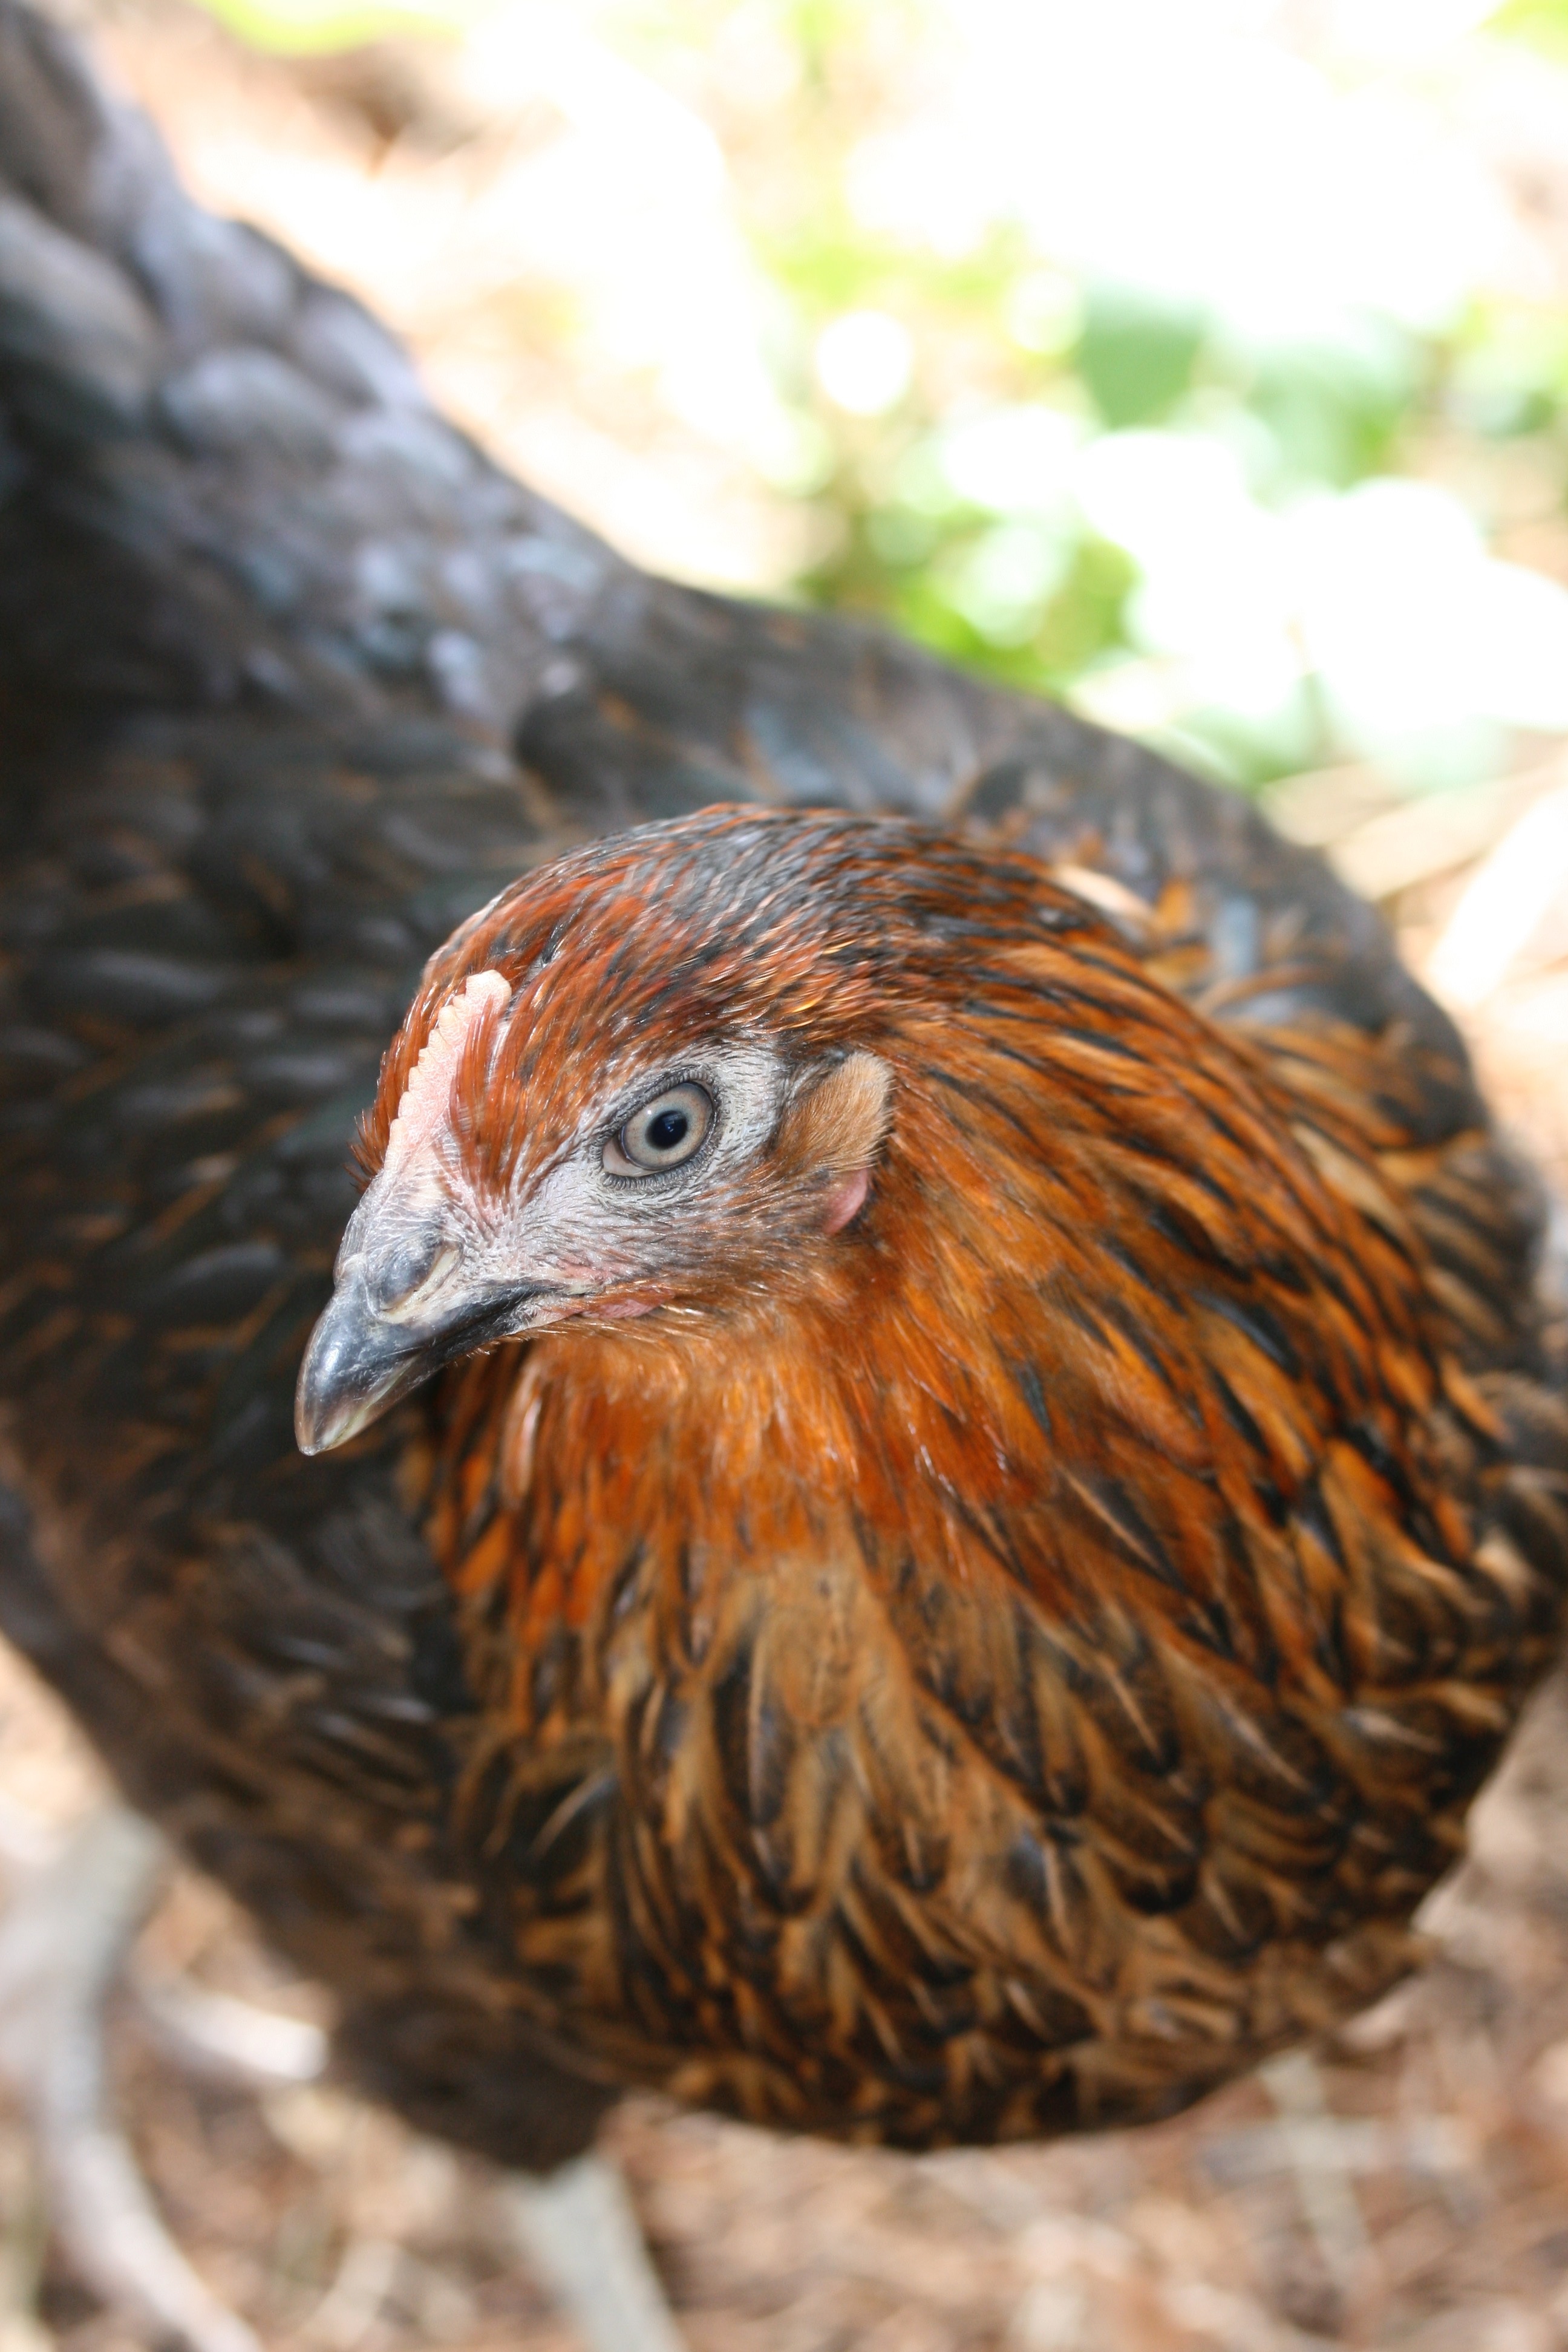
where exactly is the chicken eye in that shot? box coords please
[603,1083,714,1176]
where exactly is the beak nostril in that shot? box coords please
[379,1243,463,1325]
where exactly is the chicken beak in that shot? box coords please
[293,1264,439,1455]
[296,1237,546,1455]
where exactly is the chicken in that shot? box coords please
[0,1,1565,2344]
[292,800,1568,2148]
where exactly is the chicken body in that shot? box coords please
[300,808,1568,2147]
[0,0,1565,2189]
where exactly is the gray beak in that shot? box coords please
[293,1264,444,1455]
[295,1249,538,1452]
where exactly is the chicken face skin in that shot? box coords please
[300,806,1565,2144]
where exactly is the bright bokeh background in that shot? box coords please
[105,0,1568,817]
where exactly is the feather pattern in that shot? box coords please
[393,811,1566,2144]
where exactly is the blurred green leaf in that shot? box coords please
[1243,318,1419,489]
[1077,282,1206,429]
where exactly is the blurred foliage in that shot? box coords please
[578,0,1568,789]
[195,0,1568,792]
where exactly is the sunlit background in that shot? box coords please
[13,4,1568,2347]
[62,0,1568,771]
[60,0,1568,771]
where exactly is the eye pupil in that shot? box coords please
[647,1109,688,1152]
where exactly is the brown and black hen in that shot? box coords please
[293,800,1567,2152]
[0,3,1565,2345]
